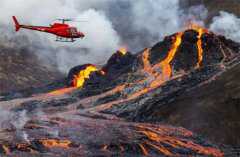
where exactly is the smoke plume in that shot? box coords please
[210,11,240,43]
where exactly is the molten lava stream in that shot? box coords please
[138,144,149,156]
[47,87,77,96]
[196,28,204,68]
[128,32,184,99]
[39,139,72,149]
[72,64,98,88]
[90,33,184,112]
[137,125,224,157]
[47,65,100,96]
[188,24,208,68]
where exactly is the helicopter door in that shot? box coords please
[69,27,78,37]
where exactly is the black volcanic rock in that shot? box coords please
[73,29,239,102]
[74,51,138,97]
[149,30,238,72]
[76,29,240,149]
[134,63,240,146]
[102,50,136,78]
[173,30,199,71]
[68,51,136,89]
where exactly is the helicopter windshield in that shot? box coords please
[69,27,78,36]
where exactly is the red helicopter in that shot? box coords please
[12,16,85,42]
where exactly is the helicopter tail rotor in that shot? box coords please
[12,16,21,32]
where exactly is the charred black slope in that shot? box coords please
[135,63,240,146]
[74,29,240,147]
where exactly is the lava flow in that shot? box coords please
[89,26,216,113]
[91,32,184,111]
[72,64,98,88]
[130,32,184,99]
[101,26,205,102]
[137,125,224,157]
[39,139,72,149]
[153,32,183,81]
[188,24,209,68]
[118,47,127,56]
[46,64,99,96]
[47,87,77,96]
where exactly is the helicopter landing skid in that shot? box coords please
[56,36,75,42]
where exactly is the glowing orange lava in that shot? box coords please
[118,47,127,56]
[142,48,154,76]
[196,28,204,68]
[137,126,224,157]
[91,33,184,112]
[138,144,149,156]
[188,23,209,68]
[152,32,184,82]
[39,139,71,149]
[16,143,36,153]
[161,32,183,75]
[72,65,98,88]
[47,87,76,96]
[132,32,183,97]
[47,65,103,96]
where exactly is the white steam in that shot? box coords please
[0,108,29,130]
[131,0,181,40]
[0,0,121,73]
[55,9,121,72]
[182,4,208,27]
[210,11,240,43]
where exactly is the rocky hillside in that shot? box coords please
[137,62,240,146]
[0,45,62,94]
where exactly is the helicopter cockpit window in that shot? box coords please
[69,27,78,36]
